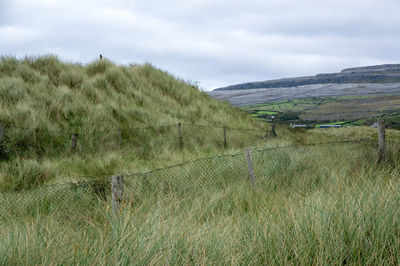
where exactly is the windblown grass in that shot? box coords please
[0,55,257,133]
[1,141,400,264]
[0,55,269,190]
[1,55,400,264]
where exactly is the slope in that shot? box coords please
[0,55,268,191]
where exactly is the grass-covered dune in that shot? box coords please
[2,55,400,264]
[0,55,269,191]
[0,55,260,135]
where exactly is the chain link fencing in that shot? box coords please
[1,140,399,221]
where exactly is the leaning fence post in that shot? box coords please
[70,133,78,153]
[111,175,124,215]
[118,129,122,148]
[245,149,255,188]
[378,119,386,163]
[223,126,227,148]
[178,122,183,150]
[0,123,3,143]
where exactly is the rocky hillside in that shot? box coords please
[215,64,400,91]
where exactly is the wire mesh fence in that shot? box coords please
[123,140,380,196]
[2,139,396,221]
[0,181,109,221]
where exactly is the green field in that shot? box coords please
[2,56,400,264]
[244,94,400,128]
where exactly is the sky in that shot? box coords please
[1,0,400,90]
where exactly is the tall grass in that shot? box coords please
[0,55,270,190]
[1,142,400,264]
[2,55,399,191]
[0,55,257,133]
[1,55,400,263]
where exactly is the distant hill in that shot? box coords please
[214,64,400,91]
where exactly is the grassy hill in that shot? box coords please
[2,56,400,264]
[0,55,258,133]
[0,55,270,191]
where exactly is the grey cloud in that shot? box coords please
[1,0,400,90]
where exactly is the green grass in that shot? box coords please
[326,120,349,125]
[350,115,400,129]
[257,111,278,115]
[244,94,400,125]
[0,55,271,191]
[2,55,400,264]
[2,141,400,264]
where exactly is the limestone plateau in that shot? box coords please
[214,64,400,91]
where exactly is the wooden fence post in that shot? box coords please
[223,126,227,148]
[118,129,122,148]
[111,175,124,215]
[70,133,78,153]
[270,124,277,137]
[178,122,183,150]
[378,119,386,163]
[245,149,255,188]
[0,123,3,143]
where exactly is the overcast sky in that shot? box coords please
[1,0,400,90]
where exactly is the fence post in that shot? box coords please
[378,119,386,163]
[111,175,124,215]
[223,126,227,148]
[118,129,122,148]
[70,133,78,153]
[245,149,255,188]
[0,123,3,143]
[270,124,277,137]
[178,122,183,150]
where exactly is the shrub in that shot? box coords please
[276,111,301,121]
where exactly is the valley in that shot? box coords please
[209,64,400,127]
[243,93,400,128]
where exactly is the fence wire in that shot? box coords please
[0,180,109,221]
[1,140,397,220]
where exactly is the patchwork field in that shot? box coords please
[210,82,400,127]
[303,94,400,121]
[243,94,400,128]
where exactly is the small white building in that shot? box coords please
[290,123,307,128]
